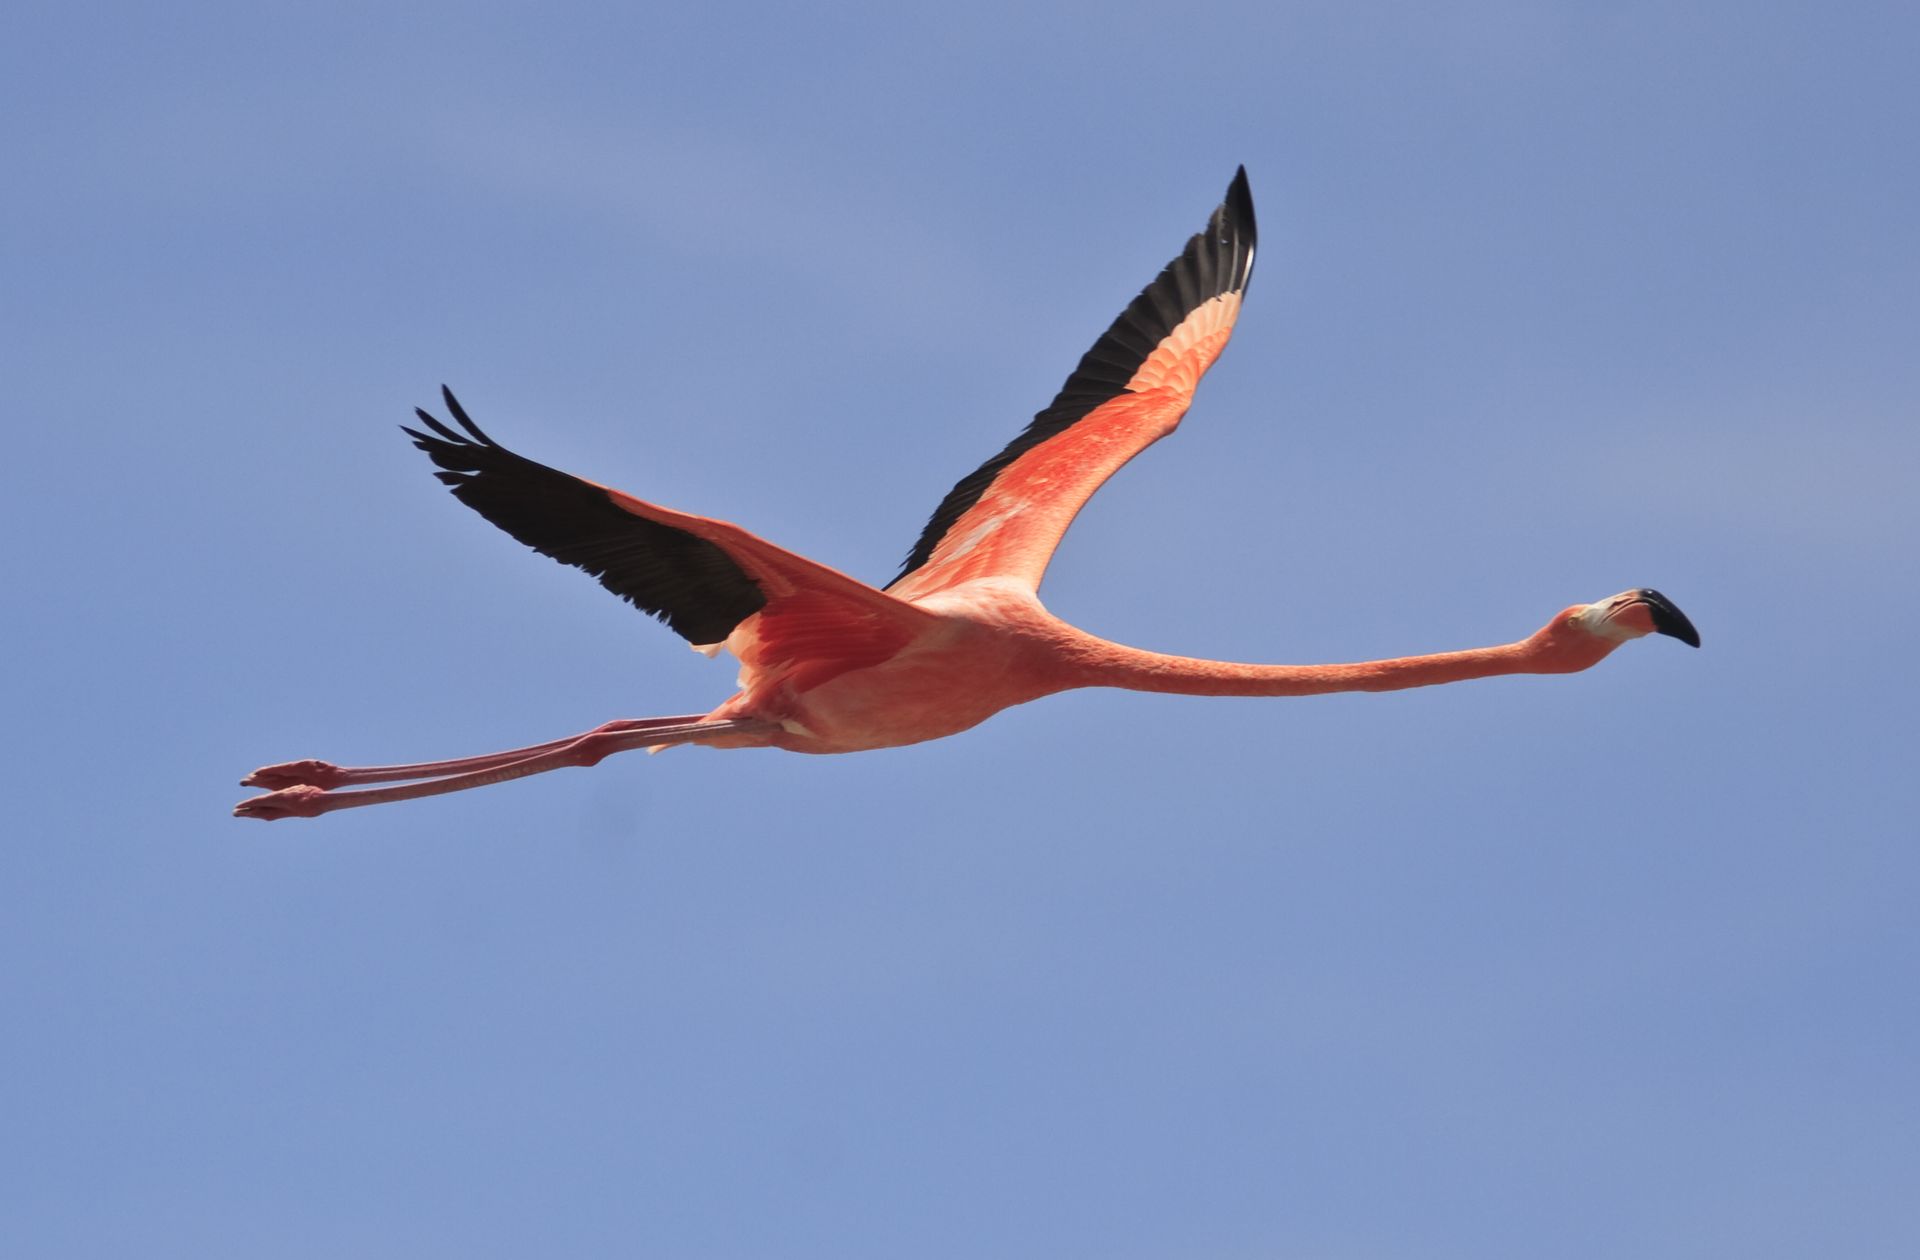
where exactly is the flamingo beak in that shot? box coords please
[1629,589,1701,648]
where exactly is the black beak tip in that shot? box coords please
[1635,588,1701,648]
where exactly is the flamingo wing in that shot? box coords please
[887,167,1257,601]
[405,388,936,674]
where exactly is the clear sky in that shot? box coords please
[5,2,1917,1256]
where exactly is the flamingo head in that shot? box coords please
[1576,588,1700,647]
[1530,588,1701,671]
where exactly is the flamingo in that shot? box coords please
[235,168,1698,821]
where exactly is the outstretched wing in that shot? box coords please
[406,388,936,680]
[887,167,1257,602]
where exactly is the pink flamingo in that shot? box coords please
[236,168,1697,821]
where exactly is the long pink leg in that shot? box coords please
[241,715,712,790]
[233,716,777,821]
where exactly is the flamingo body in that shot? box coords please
[712,582,1074,753]
[236,169,1697,820]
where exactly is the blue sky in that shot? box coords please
[5,2,1917,1255]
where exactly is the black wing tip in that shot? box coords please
[403,389,502,477]
[405,408,466,446]
[414,384,494,446]
[1222,166,1256,252]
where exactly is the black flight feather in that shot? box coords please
[404,387,768,645]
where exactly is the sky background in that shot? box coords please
[5,2,1917,1256]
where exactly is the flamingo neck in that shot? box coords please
[1064,631,1586,698]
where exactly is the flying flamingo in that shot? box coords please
[235,168,1698,821]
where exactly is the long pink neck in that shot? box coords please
[1062,632,1585,698]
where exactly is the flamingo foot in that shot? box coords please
[233,785,331,821]
[241,759,349,790]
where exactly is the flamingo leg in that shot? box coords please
[240,715,713,790]
[233,716,777,821]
